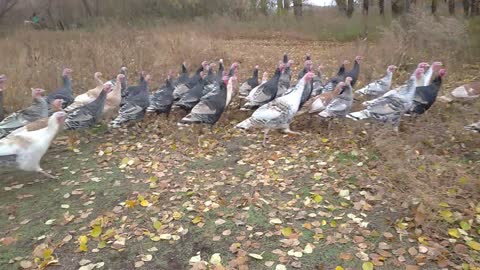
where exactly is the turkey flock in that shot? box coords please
[0,53,479,178]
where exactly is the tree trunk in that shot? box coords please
[463,0,470,16]
[379,0,385,15]
[363,0,369,15]
[81,0,93,17]
[472,0,479,16]
[346,0,354,17]
[284,0,290,10]
[0,0,18,20]
[259,0,268,15]
[431,0,438,14]
[405,0,410,12]
[293,0,302,17]
[336,0,347,13]
[391,0,403,16]
[448,0,455,14]
[277,0,283,14]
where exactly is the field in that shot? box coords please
[0,20,480,270]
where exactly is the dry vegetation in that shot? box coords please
[0,7,479,270]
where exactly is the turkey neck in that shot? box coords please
[63,75,72,92]
[253,68,259,79]
[284,77,307,113]
[424,66,434,86]
[403,75,419,102]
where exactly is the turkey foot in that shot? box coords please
[281,128,301,135]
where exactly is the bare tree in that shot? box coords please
[81,0,93,17]
[335,0,347,13]
[431,0,437,14]
[379,0,385,15]
[472,0,479,16]
[463,0,470,16]
[363,0,369,15]
[448,0,455,14]
[346,0,354,17]
[259,0,268,15]
[0,0,18,20]
[293,0,302,17]
[284,0,290,11]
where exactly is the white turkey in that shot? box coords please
[0,88,48,139]
[0,111,66,179]
[307,81,346,114]
[0,74,6,121]
[109,73,151,128]
[236,72,315,146]
[64,72,105,112]
[465,121,480,133]
[46,68,73,111]
[241,63,284,110]
[423,61,442,86]
[9,99,63,136]
[103,73,125,120]
[356,65,397,97]
[178,72,238,127]
[347,68,424,131]
[319,77,353,118]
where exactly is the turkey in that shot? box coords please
[297,54,313,80]
[464,121,480,133]
[347,68,424,131]
[146,71,175,116]
[322,60,350,93]
[175,71,207,112]
[174,62,189,87]
[278,59,294,97]
[450,81,480,99]
[407,69,446,116]
[104,67,128,100]
[343,56,361,87]
[307,81,345,114]
[241,63,284,110]
[0,111,66,179]
[236,72,315,146]
[423,61,442,86]
[65,84,112,130]
[239,65,260,97]
[178,73,238,126]
[202,60,228,96]
[0,75,6,121]
[103,74,126,120]
[362,62,429,107]
[9,99,63,136]
[173,61,208,100]
[0,88,48,139]
[311,65,325,97]
[319,77,353,118]
[46,68,73,110]
[109,73,151,128]
[356,65,397,97]
[64,72,105,112]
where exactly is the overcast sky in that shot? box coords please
[305,0,335,6]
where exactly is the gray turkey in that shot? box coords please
[319,77,353,118]
[465,121,480,133]
[147,71,175,116]
[65,85,112,130]
[241,63,284,110]
[46,68,73,111]
[104,67,128,101]
[0,88,48,139]
[239,65,260,97]
[175,71,207,112]
[109,73,151,128]
[356,65,397,97]
[178,71,238,127]
[347,68,424,131]
[173,61,208,100]
[278,56,294,97]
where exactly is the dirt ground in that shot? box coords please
[0,38,479,270]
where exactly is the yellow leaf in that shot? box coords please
[438,202,450,208]
[140,200,149,207]
[448,228,460,238]
[466,241,480,251]
[153,220,162,230]
[125,200,136,208]
[173,211,182,220]
[192,216,202,224]
[460,221,471,231]
[313,194,323,203]
[362,261,374,270]
[321,138,329,143]
[90,226,102,238]
[335,267,345,270]
[78,235,88,244]
[43,249,53,259]
[321,220,327,226]
[330,221,337,228]
[79,243,88,252]
[281,227,293,237]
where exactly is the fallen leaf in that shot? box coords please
[362,261,374,270]
[19,260,32,269]
[466,241,480,251]
[248,253,263,260]
[209,253,222,265]
[281,227,293,237]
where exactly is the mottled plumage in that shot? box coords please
[356,65,396,97]
[239,65,259,97]
[147,75,175,115]
[242,66,283,110]
[408,69,445,115]
[65,87,109,130]
[47,68,74,111]
[465,121,480,133]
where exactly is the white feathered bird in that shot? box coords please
[356,65,397,97]
[0,111,66,178]
[236,72,315,146]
